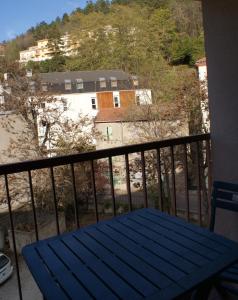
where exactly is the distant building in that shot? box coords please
[195,57,207,83]
[95,107,145,149]
[39,69,152,120]
[38,69,152,149]
[19,33,77,64]
[95,105,189,150]
[0,69,152,150]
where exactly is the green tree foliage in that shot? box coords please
[3,0,204,71]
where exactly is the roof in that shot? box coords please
[95,108,128,123]
[95,101,186,124]
[40,70,131,84]
[195,57,206,67]
[95,107,149,123]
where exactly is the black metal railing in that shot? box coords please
[0,133,211,300]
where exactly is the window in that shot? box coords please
[114,96,120,108]
[91,98,97,109]
[99,77,106,88]
[136,95,140,106]
[40,102,46,109]
[76,78,84,90]
[63,100,67,111]
[65,79,72,90]
[41,83,48,92]
[111,77,117,88]
[0,96,4,105]
[132,76,139,87]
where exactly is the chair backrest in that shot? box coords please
[210,181,238,231]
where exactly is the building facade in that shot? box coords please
[39,69,152,120]
[38,70,152,149]
[19,34,76,64]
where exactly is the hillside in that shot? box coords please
[3,0,204,74]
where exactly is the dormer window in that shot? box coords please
[99,77,106,88]
[76,78,83,90]
[65,79,72,90]
[132,76,139,87]
[111,77,117,88]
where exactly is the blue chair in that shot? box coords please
[210,181,238,296]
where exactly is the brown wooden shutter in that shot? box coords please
[97,92,113,109]
[119,91,135,107]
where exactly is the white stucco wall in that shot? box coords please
[198,65,207,82]
[136,89,152,105]
[57,93,98,121]
[95,119,188,150]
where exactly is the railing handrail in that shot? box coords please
[0,133,210,175]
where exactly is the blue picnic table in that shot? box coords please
[22,208,238,299]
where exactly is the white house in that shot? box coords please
[38,70,152,150]
[39,70,152,119]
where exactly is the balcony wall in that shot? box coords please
[202,0,238,240]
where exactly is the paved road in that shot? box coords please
[0,256,42,300]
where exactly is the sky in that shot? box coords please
[0,0,89,42]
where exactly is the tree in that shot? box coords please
[0,60,100,220]
[124,66,209,219]
[84,1,96,14]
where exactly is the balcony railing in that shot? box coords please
[0,133,211,300]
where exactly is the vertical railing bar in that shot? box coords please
[170,146,177,215]
[206,139,212,225]
[90,160,99,223]
[156,149,163,211]
[109,157,116,216]
[70,163,80,229]
[125,154,132,211]
[28,170,39,241]
[183,144,190,222]
[4,174,23,300]
[196,141,202,226]
[50,167,60,235]
[141,151,148,208]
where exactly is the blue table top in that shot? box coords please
[22,208,238,300]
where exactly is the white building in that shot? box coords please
[39,70,152,119]
[195,57,207,82]
[19,34,76,64]
[38,70,152,149]
[195,57,210,132]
